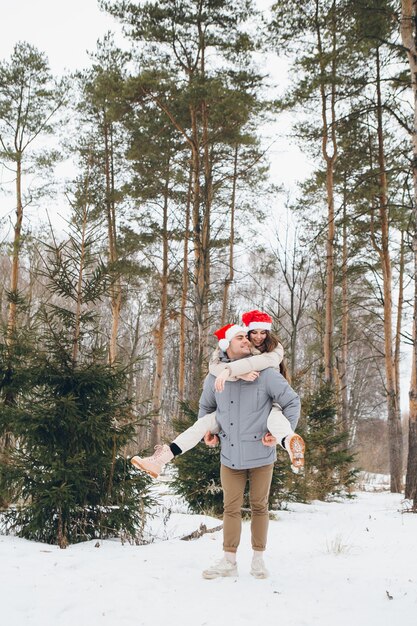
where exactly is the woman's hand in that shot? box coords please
[215,369,230,392]
[262,432,277,447]
[204,431,219,447]
[237,371,260,382]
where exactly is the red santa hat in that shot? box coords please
[214,323,247,351]
[241,309,272,331]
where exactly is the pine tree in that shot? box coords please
[300,383,358,501]
[0,185,152,547]
[0,323,35,508]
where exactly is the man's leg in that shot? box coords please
[248,463,273,578]
[202,464,246,579]
[220,464,248,554]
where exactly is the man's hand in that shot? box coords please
[204,431,220,447]
[237,371,260,382]
[262,432,277,447]
[215,369,230,392]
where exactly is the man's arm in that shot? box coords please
[264,370,301,430]
[198,375,218,418]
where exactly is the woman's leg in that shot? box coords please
[131,413,219,477]
[266,405,294,447]
[266,405,305,473]
[172,411,218,454]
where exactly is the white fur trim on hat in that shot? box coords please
[216,324,247,351]
[218,338,230,351]
[247,321,272,331]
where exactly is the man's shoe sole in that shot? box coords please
[250,568,269,579]
[202,568,238,579]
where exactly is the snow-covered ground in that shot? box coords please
[1,487,416,626]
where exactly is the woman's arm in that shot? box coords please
[209,344,285,392]
[225,344,284,377]
[208,348,237,378]
[209,344,284,378]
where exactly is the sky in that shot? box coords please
[0,0,120,74]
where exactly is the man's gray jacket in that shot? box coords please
[198,368,301,470]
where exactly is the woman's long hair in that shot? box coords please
[248,329,291,382]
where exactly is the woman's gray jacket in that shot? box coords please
[198,367,301,470]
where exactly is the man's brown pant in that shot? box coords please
[220,463,274,553]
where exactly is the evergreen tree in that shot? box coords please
[0,188,152,547]
[300,383,358,501]
[0,323,35,508]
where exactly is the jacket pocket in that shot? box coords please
[241,431,272,463]
[239,383,259,414]
[218,430,230,460]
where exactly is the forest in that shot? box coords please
[1,0,417,547]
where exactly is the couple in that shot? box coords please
[132,309,303,579]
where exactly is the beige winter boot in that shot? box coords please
[131,444,174,478]
[285,434,305,474]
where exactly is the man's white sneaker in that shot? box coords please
[130,444,174,478]
[250,556,269,579]
[202,557,238,579]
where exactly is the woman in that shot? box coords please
[131,310,305,477]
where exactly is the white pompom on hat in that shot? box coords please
[241,309,272,331]
[214,323,247,351]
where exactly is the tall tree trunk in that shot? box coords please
[339,196,349,432]
[288,241,299,377]
[150,158,170,447]
[72,196,89,365]
[198,32,212,378]
[394,231,405,402]
[221,145,238,326]
[406,340,417,502]
[400,0,417,506]
[178,166,192,402]
[375,46,403,493]
[127,313,141,402]
[2,156,23,446]
[104,117,122,366]
[190,107,205,398]
[315,0,338,384]
[6,157,23,346]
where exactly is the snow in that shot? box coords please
[1,488,416,626]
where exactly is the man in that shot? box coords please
[200,323,300,580]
